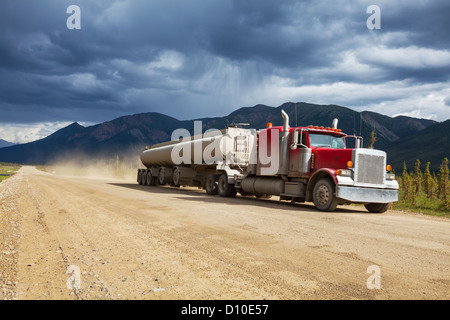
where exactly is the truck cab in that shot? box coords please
[249,112,398,212]
[287,123,398,212]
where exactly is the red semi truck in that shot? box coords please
[137,110,398,213]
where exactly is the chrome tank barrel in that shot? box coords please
[140,142,177,167]
[140,132,225,168]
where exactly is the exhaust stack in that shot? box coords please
[280,110,290,175]
[332,118,338,129]
[281,110,289,132]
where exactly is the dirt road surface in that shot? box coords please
[0,166,449,300]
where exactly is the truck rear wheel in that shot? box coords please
[205,174,218,195]
[218,174,237,197]
[313,178,338,212]
[364,203,390,213]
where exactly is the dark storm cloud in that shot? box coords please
[380,1,450,50]
[0,0,449,143]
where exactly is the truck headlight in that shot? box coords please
[336,169,352,177]
[386,173,395,180]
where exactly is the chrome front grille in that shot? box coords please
[353,149,386,187]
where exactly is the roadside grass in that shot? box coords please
[392,193,450,218]
[0,162,21,182]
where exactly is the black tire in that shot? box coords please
[172,167,181,187]
[364,203,390,213]
[312,178,338,212]
[146,170,154,186]
[205,174,219,195]
[141,170,147,185]
[137,170,143,185]
[205,174,219,196]
[158,168,166,185]
[218,174,237,197]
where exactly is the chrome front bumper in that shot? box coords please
[336,185,398,204]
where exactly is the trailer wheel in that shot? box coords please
[146,170,154,186]
[364,203,390,213]
[137,170,143,185]
[205,174,219,195]
[141,170,147,185]
[312,178,338,212]
[218,174,237,197]
[158,167,166,185]
[172,167,181,187]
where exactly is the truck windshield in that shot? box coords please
[309,133,346,149]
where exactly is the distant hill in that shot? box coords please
[0,113,183,165]
[385,119,450,172]
[0,102,446,172]
[194,102,437,151]
[0,139,15,148]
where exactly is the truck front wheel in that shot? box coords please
[364,203,390,213]
[312,178,338,212]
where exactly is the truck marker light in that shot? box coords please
[347,161,353,168]
[386,165,392,172]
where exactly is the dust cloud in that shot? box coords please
[38,154,143,182]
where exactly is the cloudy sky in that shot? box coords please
[1,0,449,143]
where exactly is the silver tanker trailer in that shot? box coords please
[138,124,258,196]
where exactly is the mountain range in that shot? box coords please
[0,139,15,149]
[0,102,447,172]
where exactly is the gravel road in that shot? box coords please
[0,166,449,300]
